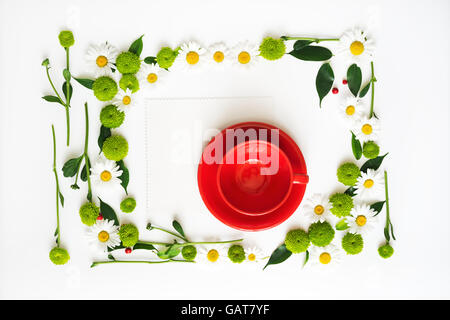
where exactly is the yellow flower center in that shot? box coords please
[346,105,355,115]
[122,96,131,105]
[319,252,331,264]
[186,51,199,65]
[350,41,365,55]
[248,253,256,261]
[207,249,219,262]
[362,123,373,135]
[356,215,367,226]
[213,51,224,63]
[147,73,158,83]
[98,231,110,242]
[238,51,251,64]
[314,205,324,215]
[363,179,374,188]
[96,55,108,67]
[100,170,112,182]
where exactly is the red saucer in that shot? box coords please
[197,122,308,231]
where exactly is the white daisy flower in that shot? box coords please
[303,194,334,223]
[112,88,140,112]
[338,28,375,64]
[198,245,227,265]
[232,42,260,68]
[86,219,120,252]
[136,63,167,87]
[309,244,343,267]
[174,41,206,70]
[90,156,122,193]
[353,117,380,143]
[340,96,365,123]
[347,204,377,234]
[85,42,118,77]
[207,42,231,68]
[355,169,384,199]
[244,247,265,263]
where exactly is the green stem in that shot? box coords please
[384,170,391,236]
[282,36,340,43]
[65,48,71,146]
[369,61,376,118]
[138,239,244,248]
[83,103,92,201]
[91,259,193,268]
[51,125,61,246]
[148,226,189,242]
[45,67,64,103]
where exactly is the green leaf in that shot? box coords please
[336,219,349,231]
[315,63,334,107]
[146,223,154,230]
[172,220,185,238]
[116,160,129,194]
[359,82,371,98]
[62,156,83,177]
[63,69,71,81]
[390,222,396,241]
[384,227,390,242]
[263,244,292,270]
[289,45,332,61]
[360,153,388,173]
[347,64,362,97]
[129,35,144,56]
[344,186,357,197]
[133,243,157,251]
[157,244,181,259]
[42,95,64,106]
[99,198,120,226]
[370,201,385,216]
[351,132,362,160]
[144,56,157,65]
[80,157,91,182]
[303,250,309,267]
[62,82,73,101]
[74,77,94,89]
[107,254,115,261]
[87,190,92,202]
[293,40,313,50]
[59,192,65,207]
[98,125,111,151]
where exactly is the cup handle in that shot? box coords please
[293,173,309,185]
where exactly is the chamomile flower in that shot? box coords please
[86,219,120,252]
[137,63,167,88]
[232,42,260,68]
[339,28,375,64]
[340,96,365,123]
[175,42,206,70]
[347,204,377,234]
[353,117,380,143]
[303,194,334,223]
[90,156,122,192]
[244,247,265,263]
[207,43,231,68]
[85,42,118,77]
[309,244,343,267]
[113,88,139,112]
[355,169,384,199]
[198,245,227,265]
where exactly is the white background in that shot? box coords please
[0,0,449,299]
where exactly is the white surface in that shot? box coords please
[0,0,449,299]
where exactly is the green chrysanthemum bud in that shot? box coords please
[259,37,286,60]
[363,141,380,159]
[182,245,197,261]
[49,247,70,265]
[119,74,140,93]
[342,233,364,255]
[58,30,74,48]
[329,193,354,217]
[308,221,335,247]
[156,47,179,69]
[120,197,136,213]
[116,52,141,74]
[102,135,129,161]
[100,105,125,128]
[284,229,310,253]
[378,243,394,259]
[119,224,139,247]
[92,76,118,101]
[227,245,246,263]
[42,58,50,67]
[337,162,360,186]
[79,202,100,226]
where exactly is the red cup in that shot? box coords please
[217,140,308,216]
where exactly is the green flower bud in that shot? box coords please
[227,245,246,263]
[329,193,354,217]
[342,233,364,255]
[119,74,140,93]
[79,202,100,226]
[181,245,197,261]
[259,37,286,60]
[49,247,70,265]
[119,224,139,247]
[378,243,394,259]
[58,30,74,48]
[100,105,125,128]
[284,229,310,253]
[120,197,136,213]
[42,58,50,67]
[363,141,380,159]
[116,52,141,74]
[102,135,129,161]
[337,162,360,186]
[308,221,335,247]
[156,47,179,69]
[92,76,118,102]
